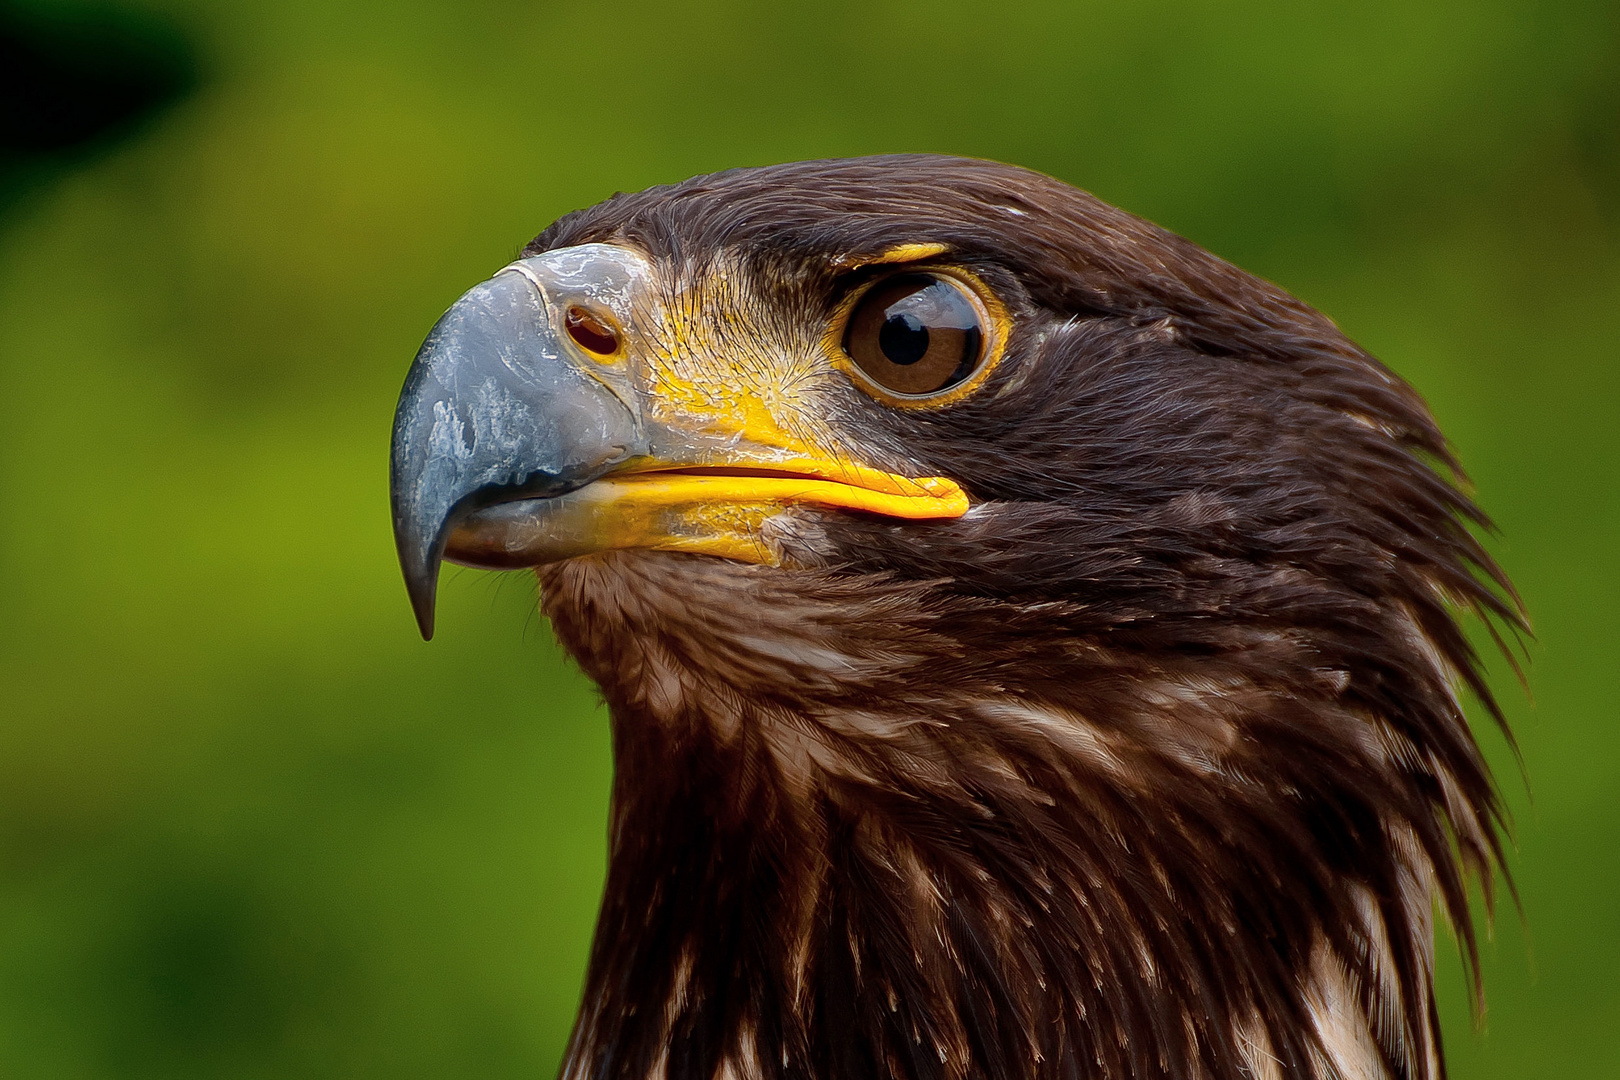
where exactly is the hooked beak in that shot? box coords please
[389,253,646,638]
[390,244,969,640]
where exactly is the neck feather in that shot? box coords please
[540,552,1483,1080]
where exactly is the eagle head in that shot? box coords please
[389,156,1519,1080]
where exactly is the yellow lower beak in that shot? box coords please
[443,463,968,569]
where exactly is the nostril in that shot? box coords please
[565,305,621,356]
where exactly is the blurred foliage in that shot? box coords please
[0,0,1615,1076]
[0,1,193,200]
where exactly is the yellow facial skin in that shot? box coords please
[443,243,1001,570]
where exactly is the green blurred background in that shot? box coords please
[0,0,1615,1076]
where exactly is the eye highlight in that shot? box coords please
[842,274,986,397]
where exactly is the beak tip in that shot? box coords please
[410,576,439,642]
[408,581,438,641]
[399,539,442,642]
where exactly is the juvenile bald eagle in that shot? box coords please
[390,156,1520,1080]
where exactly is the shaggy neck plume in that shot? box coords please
[537,547,1486,1080]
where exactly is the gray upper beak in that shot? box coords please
[390,257,647,639]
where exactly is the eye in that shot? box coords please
[842,274,986,397]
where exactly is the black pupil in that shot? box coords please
[879,312,930,365]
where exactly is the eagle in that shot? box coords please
[389,155,1520,1080]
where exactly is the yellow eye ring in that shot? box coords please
[827,265,1010,408]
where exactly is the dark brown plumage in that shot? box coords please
[392,155,1522,1080]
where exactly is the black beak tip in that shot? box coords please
[409,575,438,641]
[397,527,444,641]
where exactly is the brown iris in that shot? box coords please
[843,274,985,396]
[565,305,621,356]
